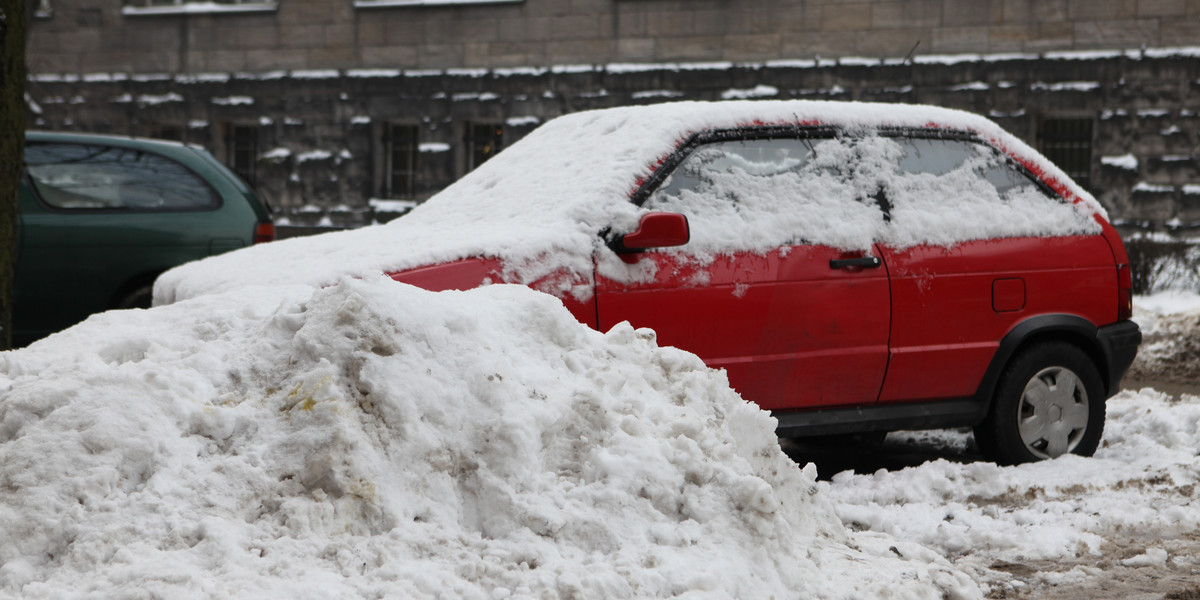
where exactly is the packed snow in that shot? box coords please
[155,100,1104,306]
[6,100,1191,598]
[4,279,1200,597]
[1,276,979,599]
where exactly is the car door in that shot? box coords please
[594,134,892,411]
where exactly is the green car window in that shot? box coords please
[24,142,220,211]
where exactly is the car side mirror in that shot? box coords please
[609,212,690,258]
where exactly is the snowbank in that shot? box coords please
[155,100,1103,306]
[826,387,1200,590]
[1125,291,1200,387]
[0,276,978,598]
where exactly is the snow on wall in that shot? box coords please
[155,100,1105,305]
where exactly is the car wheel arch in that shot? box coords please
[110,272,163,310]
[973,314,1111,411]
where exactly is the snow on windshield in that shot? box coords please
[155,100,1103,305]
[0,277,980,598]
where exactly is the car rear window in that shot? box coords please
[24,142,220,211]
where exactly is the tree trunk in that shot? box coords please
[0,0,26,350]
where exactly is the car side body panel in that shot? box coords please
[389,257,598,327]
[877,234,1117,404]
[594,245,891,411]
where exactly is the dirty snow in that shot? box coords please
[1,276,979,599]
[1124,291,1200,389]
[4,280,1200,597]
[817,291,1200,595]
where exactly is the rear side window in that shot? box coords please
[24,142,220,211]
[883,136,1094,247]
[893,137,1047,198]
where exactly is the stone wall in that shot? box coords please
[27,0,1200,73]
[22,0,1200,230]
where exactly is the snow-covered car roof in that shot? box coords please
[155,100,1104,305]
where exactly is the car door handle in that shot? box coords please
[830,256,882,270]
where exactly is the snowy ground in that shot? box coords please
[1,284,1197,599]
[807,291,1200,599]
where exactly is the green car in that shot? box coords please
[14,131,275,346]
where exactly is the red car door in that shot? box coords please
[594,134,892,411]
[595,245,890,411]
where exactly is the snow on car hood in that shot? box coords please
[0,276,980,598]
[155,100,1104,305]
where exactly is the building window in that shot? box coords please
[225,124,258,187]
[355,0,521,8]
[464,122,503,173]
[384,124,419,199]
[34,0,55,19]
[122,0,277,16]
[150,125,184,142]
[1039,117,1094,189]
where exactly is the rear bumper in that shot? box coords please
[1098,319,1142,395]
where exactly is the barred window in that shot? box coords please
[384,124,420,199]
[464,122,503,174]
[224,124,258,187]
[1039,117,1094,189]
[122,0,277,15]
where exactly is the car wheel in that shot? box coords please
[114,285,154,310]
[974,342,1105,465]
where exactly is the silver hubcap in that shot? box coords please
[1017,366,1090,459]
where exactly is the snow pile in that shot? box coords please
[0,276,979,599]
[824,388,1200,590]
[156,100,1103,305]
[1126,291,1200,385]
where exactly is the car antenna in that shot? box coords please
[881,40,921,95]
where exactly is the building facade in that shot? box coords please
[23,0,1200,229]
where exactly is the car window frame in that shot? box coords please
[630,125,1061,209]
[22,141,226,215]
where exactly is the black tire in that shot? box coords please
[114,284,154,310]
[974,342,1105,465]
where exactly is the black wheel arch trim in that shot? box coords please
[973,314,1141,406]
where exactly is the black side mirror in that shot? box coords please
[609,212,690,258]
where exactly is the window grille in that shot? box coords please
[464,123,503,173]
[226,124,258,187]
[1039,118,1094,189]
[385,124,419,199]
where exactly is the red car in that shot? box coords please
[161,101,1141,465]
